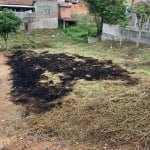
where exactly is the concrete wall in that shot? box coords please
[102,24,121,41]
[124,28,150,45]
[35,0,58,19]
[29,18,58,29]
[15,12,32,18]
[0,0,58,30]
[15,0,58,30]
[102,23,150,45]
[31,0,58,29]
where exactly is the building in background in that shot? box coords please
[58,2,77,29]
[0,0,58,30]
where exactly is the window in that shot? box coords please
[45,9,51,15]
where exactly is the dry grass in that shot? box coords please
[3,29,150,149]
[24,73,150,149]
[39,71,64,85]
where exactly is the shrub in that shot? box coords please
[64,15,97,41]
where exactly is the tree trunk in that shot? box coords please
[120,36,123,47]
[131,0,134,6]
[136,15,144,48]
[136,29,142,48]
[4,39,8,52]
[95,15,103,40]
[99,17,104,41]
[120,27,125,47]
[3,33,9,52]
[94,15,103,41]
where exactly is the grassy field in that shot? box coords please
[1,29,150,149]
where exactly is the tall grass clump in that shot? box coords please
[64,14,97,42]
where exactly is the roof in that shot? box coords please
[0,0,34,6]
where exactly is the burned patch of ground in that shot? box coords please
[8,50,137,113]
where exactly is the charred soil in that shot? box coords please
[8,50,137,114]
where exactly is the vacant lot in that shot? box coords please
[0,29,150,149]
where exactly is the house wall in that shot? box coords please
[13,0,58,30]
[28,0,58,29]
[58,2,72,19]
[102,23,150,45]
[0,0,58,30]
[59,6,72,19]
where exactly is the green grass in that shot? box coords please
[1,29,150,149]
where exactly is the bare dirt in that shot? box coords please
[0,52,22,149]
[0,52,71,150]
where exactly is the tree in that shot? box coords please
[0,9,22,51]
[133,3,150,47]
[84,0,127,40]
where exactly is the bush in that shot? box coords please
[64,15,97,41]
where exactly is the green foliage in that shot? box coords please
[64,25,88,41]
[132,3,150,47]
[0,8,22,50]
[133,3,150,29]
[64,16,97,41]
[23,38,36,49]
[105,4,128,26]
[84,0,127,39]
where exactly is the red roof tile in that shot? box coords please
[0,0,34,6]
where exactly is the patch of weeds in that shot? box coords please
[64,15,97,42]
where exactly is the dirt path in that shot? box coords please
[0,52,22,149]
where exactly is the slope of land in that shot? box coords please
[0,29,149,149]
